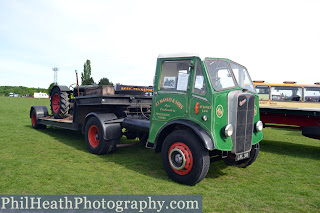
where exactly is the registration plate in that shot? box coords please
[235,152,250,161]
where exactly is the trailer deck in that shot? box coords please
[40,116,73,123]
[35,94,152,131]
[39,115,76,130]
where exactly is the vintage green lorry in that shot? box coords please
[30,54,263,185]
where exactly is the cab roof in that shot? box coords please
[157,53,200,59]
[157,53,230,61]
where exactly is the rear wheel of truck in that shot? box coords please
[223,143,260,168]
[161,130,210,185]
[85,117,117,155]
[50,87,69,119]
[31,110,46,129]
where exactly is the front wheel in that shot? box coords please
[161,130,210,185]
[223,143,260,168]
[85,117,117,155]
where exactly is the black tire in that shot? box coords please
[223,143,260,168]
[31,110,46,129]
[302,126,320,139]
[161,130,210,186]
[85,117,117,155]
[50,87,69,119]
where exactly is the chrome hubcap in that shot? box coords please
[169,148,186,170]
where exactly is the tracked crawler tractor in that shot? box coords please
[30,54,263,185]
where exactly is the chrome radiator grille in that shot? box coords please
[228,92,255,154]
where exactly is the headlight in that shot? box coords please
[255,120,263,132]
[224,124,233,137]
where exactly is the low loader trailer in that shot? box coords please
[30,54,264,185]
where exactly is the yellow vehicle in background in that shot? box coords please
[253,81,320,139]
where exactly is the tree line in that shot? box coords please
[0,86,48,97]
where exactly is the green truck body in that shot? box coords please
[148,55,263,150]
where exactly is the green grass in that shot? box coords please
[0,97,319,212]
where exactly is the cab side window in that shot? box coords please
[160,60,191,91]
[193,59,207,95]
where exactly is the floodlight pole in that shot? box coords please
[52,67,59,85]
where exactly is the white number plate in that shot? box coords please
[235,152,250,161]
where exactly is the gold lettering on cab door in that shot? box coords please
[200,105,212,113]
[155,98,184,109]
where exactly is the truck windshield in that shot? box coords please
[205,59,256,93]
[230,62,256,93]
[205,59,236,90]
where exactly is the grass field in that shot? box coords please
[0,97,319,212]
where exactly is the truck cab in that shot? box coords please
[147,54,263,185]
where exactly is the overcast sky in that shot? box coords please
[0,0,319,89]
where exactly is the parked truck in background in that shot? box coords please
[30,54,264,185]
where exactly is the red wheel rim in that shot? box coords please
[32,113,36,126]
[52,93,60,113]
[168,142,193,175]
[88,125,99,148]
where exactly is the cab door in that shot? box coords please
[189,58,213,133]
[149,58,194,142]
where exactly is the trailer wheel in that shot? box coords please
[50,87,69,119]
[31,110,46,129]
[85,117,117,155]
[223,143,260,168]
[161,130,210,185]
